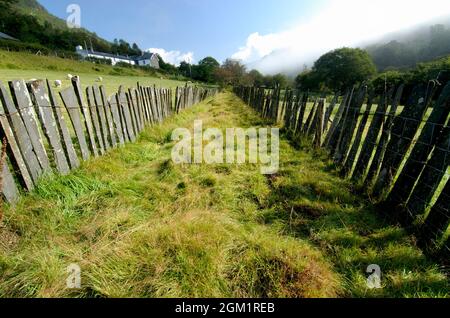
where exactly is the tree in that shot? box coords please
[132,43,142,55]
[247,69,265,86]
[195,57,220,83]
[156,54,178,74]
[295,71,321,91]
[313,47,377,91]
[215,59,246,86]
[178,61,192,77]
[370,71,408,94]
[272,73,289,88]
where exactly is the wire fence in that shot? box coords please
[234,83,450,258]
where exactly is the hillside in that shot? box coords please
[0,0,142,57]
[366,20,450,71]
[14,0,67,29]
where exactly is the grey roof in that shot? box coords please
[80,49,132,60]
[0,32,18,41]
[80,49,156,62]
[134,52,157,61]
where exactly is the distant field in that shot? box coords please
[0,69,186,98]
[0,50,189,97]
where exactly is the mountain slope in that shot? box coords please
[366,18,450,71]
[14,0,69,30]
[0,0,141,57]
[10,0,111,49]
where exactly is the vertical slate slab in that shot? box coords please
[420,180,450,248]
[59,87,91,161]
[304,97,318,134]
[387,83,450,209]
[324,94,339,130]
[138,83,150,122]
[295,93,308,134]
[290,93,301,132]
[145,86,155,123]
[324,91,349,147]
[148,87,158,123]
[313,99,325,148]
[329,90,353,157]
[174,87,180,114]
[28,80,70,175]
[117,94,130,143]
[134,88,145,131]
[126,89,139,134]
[93,85,111,150]
[351,88,393,182]
[117,90,135,142]
[405,125,450,222]
[342,94,374,177]
[46,80,79,169]
[99,86,117,148]
[109,94,125,145]
[1,155,19,203]
[0,82,34,190]
[373,85,431,197]
[154,87,163,122]
[334,86,367,165]
[86,86,105,155]
[364,86,403,187]
[9,80,50,172]
[72,78,99,157]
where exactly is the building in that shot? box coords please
[134,52,160,68]
[76,46,159,69]
[0,32,19,41]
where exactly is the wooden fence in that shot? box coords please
[0,77,218,203]
[234,83,450,257]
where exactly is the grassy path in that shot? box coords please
[0,92,448,298]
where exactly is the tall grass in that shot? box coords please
[0,92,447,298]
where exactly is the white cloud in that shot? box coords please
[147,48,194,66]
[232,0,450,74]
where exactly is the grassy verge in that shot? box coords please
[0,92,447,298]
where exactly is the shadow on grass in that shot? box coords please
[253,137,449,298]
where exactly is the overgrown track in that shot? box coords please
[0,92,448,298]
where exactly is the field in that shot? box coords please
[0,91,447,298]
[0,50,188,96]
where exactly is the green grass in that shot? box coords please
[0,50,189,96]
[0,92,448,298]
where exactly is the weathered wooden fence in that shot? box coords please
[0,77,218,203]
[234,83,450,257]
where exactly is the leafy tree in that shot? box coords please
[132,43,143,55]
[370,71,409,94]
[156,54,178,74]
[247,69,265,86]
[215,59,247,86]
[178,61,192,77]
[295,71,321,91]
[313,47,377,91]
[194,57,220,83]
[271,73,289,88]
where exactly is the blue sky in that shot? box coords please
[38,0,450,73]
[38,0,327,63]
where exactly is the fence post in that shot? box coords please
[314,98,325,148]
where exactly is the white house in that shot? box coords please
[134,52,160,68]
[76,45,159,69]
